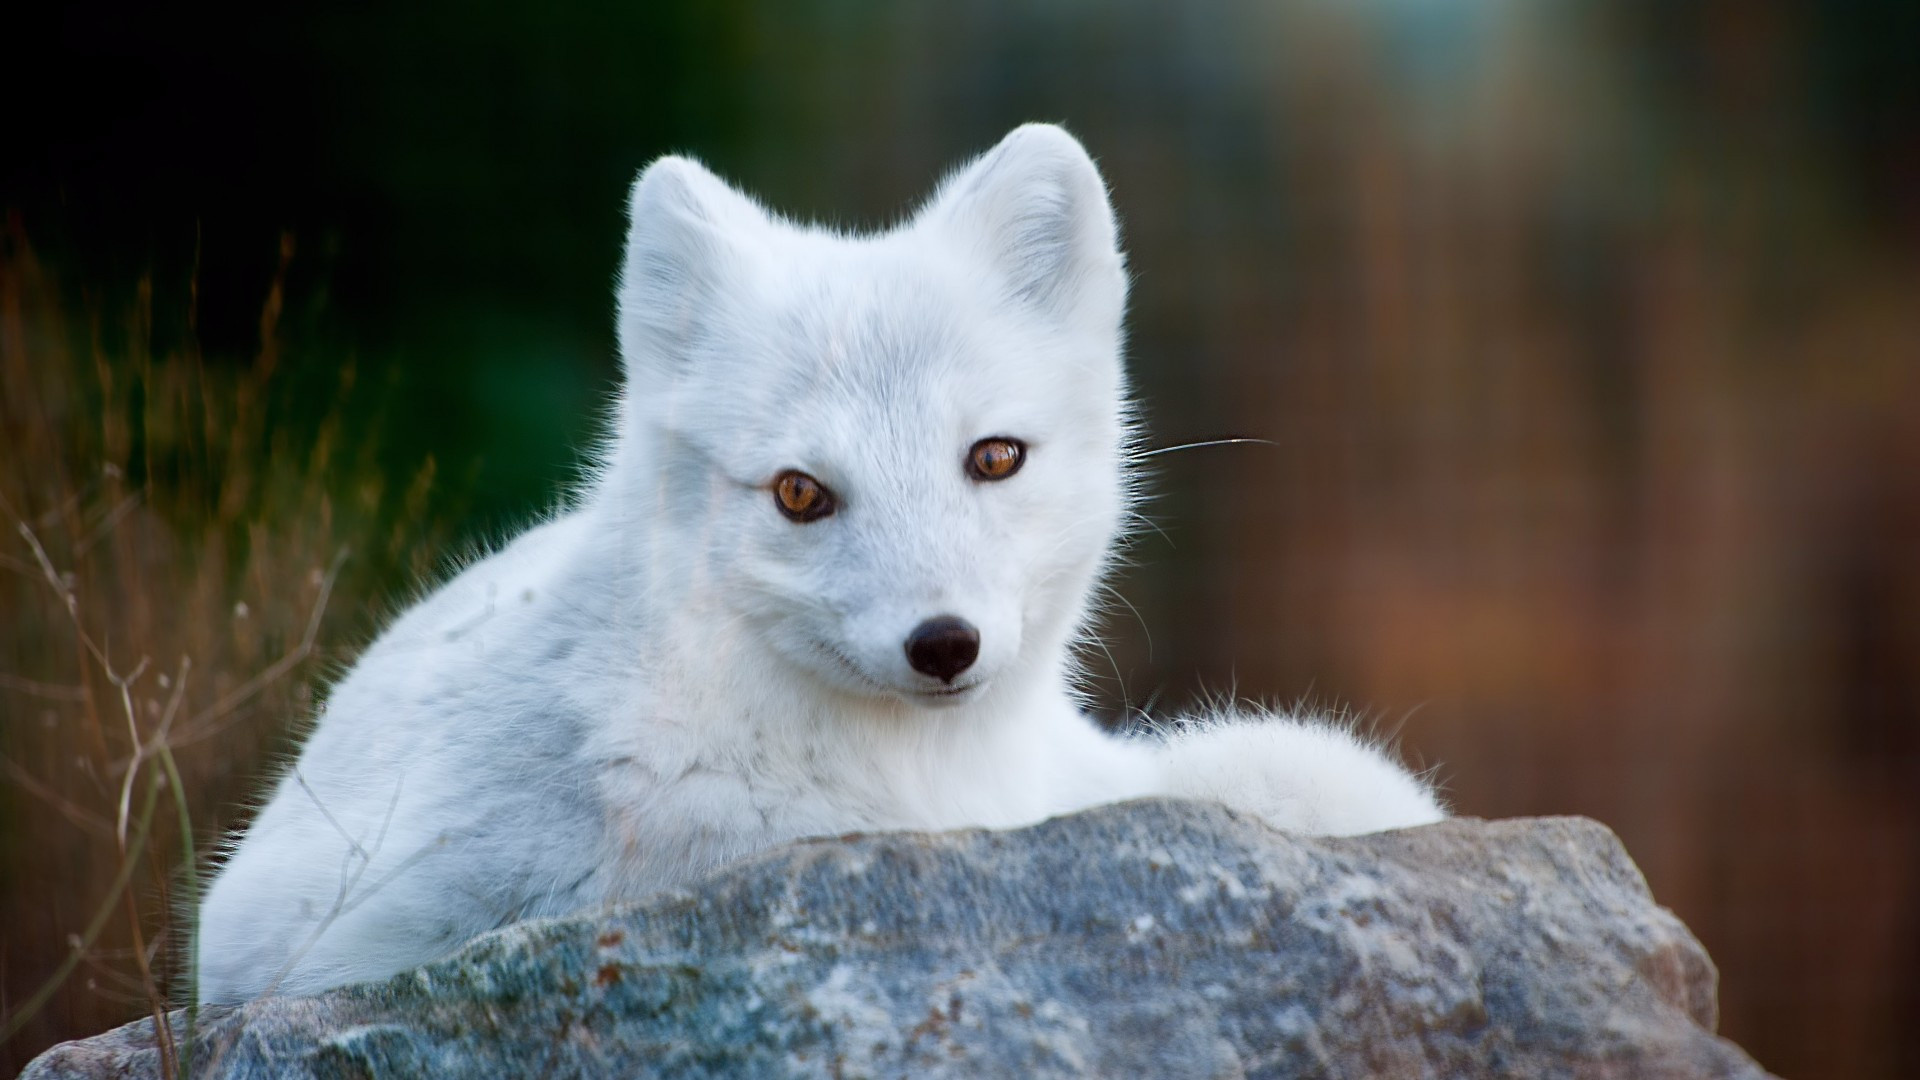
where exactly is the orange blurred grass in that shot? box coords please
[0,220,438,1073]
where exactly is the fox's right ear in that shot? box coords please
[617,156,766,380]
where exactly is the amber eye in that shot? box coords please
[773,470,836,523]
[966,437,1026,482]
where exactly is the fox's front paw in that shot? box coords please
[1155,711,1444,836]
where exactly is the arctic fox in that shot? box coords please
[196,124,1443,1005]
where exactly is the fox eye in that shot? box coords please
[966,437,1026,482]
[773,471,836,523]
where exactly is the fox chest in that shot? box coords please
[594,746,915,894]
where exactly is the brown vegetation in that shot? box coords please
[0,223,437,1073]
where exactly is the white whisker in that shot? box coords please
[1130,437,1276,460]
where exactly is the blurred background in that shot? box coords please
[4,1,1916,1075]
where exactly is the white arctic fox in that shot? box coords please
[196,124,1443,1004]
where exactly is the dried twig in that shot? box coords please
[0,754,115,837]
[171,548,346,748]
[0,772,162,1044]
[0,670,89,701]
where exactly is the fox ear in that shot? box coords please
[921,124,1126,334]
[617,156,765,379]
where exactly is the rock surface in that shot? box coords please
[22,800,1773,1079]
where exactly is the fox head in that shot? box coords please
[610,124,1132,711]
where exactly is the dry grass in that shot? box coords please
[0,221,439,1073]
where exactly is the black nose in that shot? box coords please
[904,616,980,684]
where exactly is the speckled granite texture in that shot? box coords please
[21,799,1773,1079]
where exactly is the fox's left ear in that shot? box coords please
[920,124,1127,335]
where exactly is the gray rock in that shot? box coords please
[21,800,1773,1079]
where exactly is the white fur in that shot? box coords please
[195,124,1443,1005]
